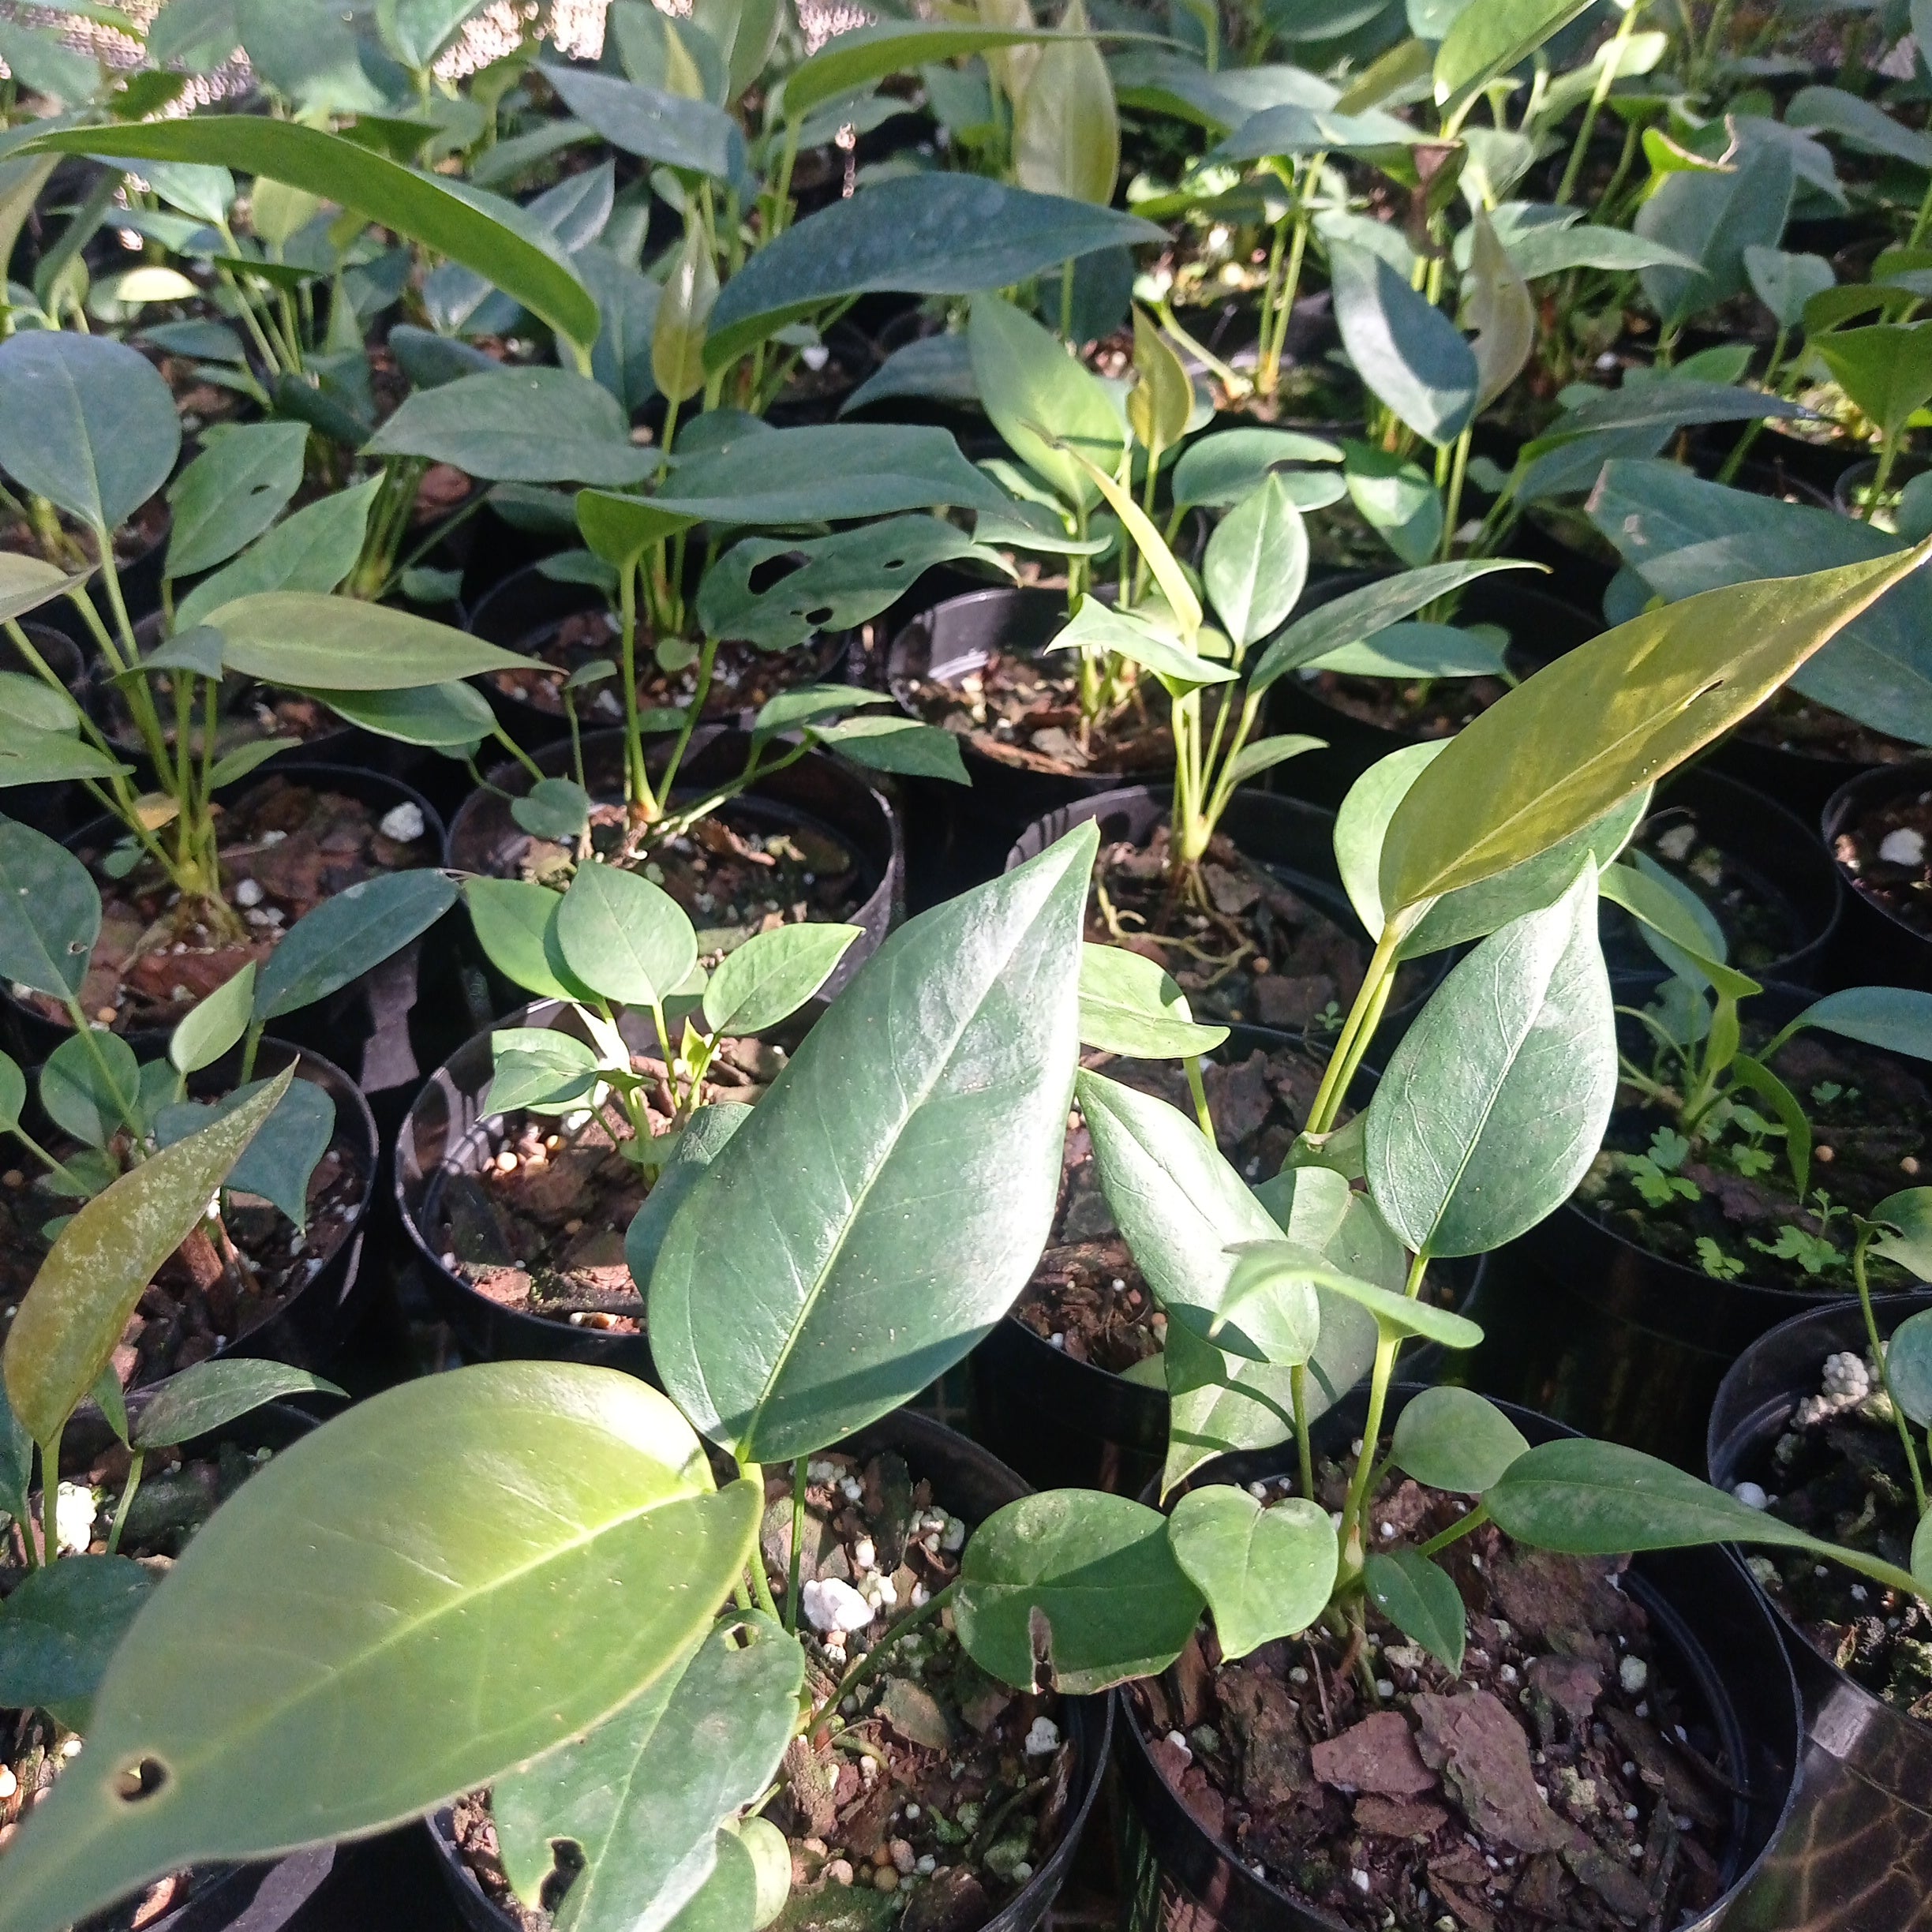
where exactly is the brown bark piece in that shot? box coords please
[1311,1711,1436,1797]
[1217,1664,1312,1807]
[1352,1794,1448,1838]
[1411,1691,1574,1854]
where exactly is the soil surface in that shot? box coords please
[1579,1023,1932,1291]
[1737,689,1920,768]
[96,673,346,762]
[514,804,869,957]
[2,1432,280,1927]
[434,1035,786,1333]
[0,1112,363,1385]
[1739,1348,1932,1720]
[901,646,1174,777]
[452,1447,1076,1932]
[1833,781,1932,940]
[40,777,436,1035]
[486,608,840,723]
[1084,821,1423,1033]
[1136,1457,1734,1932]
[1601,803,1810,978]
[1017,1046,1459,1372]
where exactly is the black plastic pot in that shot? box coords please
[1832,453,1929,521]
[1705,1294,1932,1930]
[1004,785,1447,1046]
[24,762,455,1106]
[1822,761,1932,992]
[444,726,901,1008]
[1115,1385,1802,1932]
[1453,983,1899,1470]
[463,563,853,757]
[2,621,88,837]
[1264,574,1604,808]
[424,1410,1113,1932]
[1600,768,1842,989]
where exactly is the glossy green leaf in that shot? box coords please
[783,21,1081,120]
[205,739,299,792]
[626,1103,751,1295]
[1127,307,1193,453]
[1206,1238,1332,1367]
[1213,99,1420,156]
[464,879,579,1003]
[0,672,80,738]
[0,17,100,103]
[313,680,494,750]
[507,777,593,845]
[650,826,1095,1463]
[1789,987,1932,1063]
[0,1365,762,1932]
[0,818,99,1000]
[1465,206,1534,413]
[955,1491,1205,1693]
[1816,325,1932,447]
[1077,942,1228,1058]
[655,217,720,405]
[131,1359,342,1451]
[969,292,1125,509]
[1389,1387,1529,1493]
[1364,1548,1465,1672]
[167,960,256,1079]
[365,369,652,486]
[2,1071,292,1447]
[174,477,381,632]
[701,923,858,1036]
[1505,224,1703,280]
[1366,867,1612,1259]
[1013,0,1118,207]
[1204,474,1307,650]
[1312,621,1507,680]
[1600,857,1756,1001]
[1743,245,1835,330]
[165,423,309,581]
[0,331,179,534]
[211,593,526,691]
[40,1030,140,1148]
[1635,135,1795,329]
[1171,427,1342,511]
[1378,537,1932,914]
[155,1076,335,1231]
[1342,442,1441,567]
[1788,83,1932,171]
[1167,1487,1335,1661]
[1870,1186,1932,1283]
[1328,242,1477,447]
[0,553,87,627]
[0,729,132,789]
[556,863,698,1010]
[28,120,600,355]
[1050,599,1233,692]
[1882,1308,1932,1426]
[253,870,458,1020]
[495,1612,804,1932]
[0,1557,157,1718]
[1488,1437,1919,1597]
[379,0,491,69]
[540,64,741,179]
[704,176,1163,370]
[486,1031,602,1117]
[1251,560,1534,692]
[1433,0,1593,121]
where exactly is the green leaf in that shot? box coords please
[0,1365,761,1932]
[1224,734,1324,790]
[465,878,580,1002]
[0,1049,23,1131]
[205,739,300,792]
[0,331,179,534]
[556,863,698,1010]
[1465,205,1535,413]
[1635,134,1795,330]
[704,177,1163,371]
[0,729,132,790]
[167,960,256,1079]
[1050,599,1232,693]
[174,477,381,631]
[784,21,1083,121]
[128,627,227,683]
[626,1103,751,1295]
[697,519,1002,653]
[495,1612,803,1932]
[1328,242,1477,447]
[1366,867,1613,1258]
[1170,429,1341,513]
[1743,245,1835,330]
[1313,621,1507,680]
[0,553,88,627]
[165,422,309,580]
[1167,1487,1335,1661]
[253,870,458,1020]
[1364,1548,1466,1672]
[1013,0,1119,207]
[1234,1241,1483,1348]
[1078,942,1228,1058]
[650,825,1095,1463]
[1251,560,1534,692]
[1788,82,1932,172]
[1913,1512,1932,1595]
[540,63,741,179]
[131,1360,341,1450]
[576,490,701,574]
[365,368,652,487]
[314,680,494,750]
[486,1031,603,1116]
[701,923,859,1036]
[1788,987,1932,1063]
[40,1030,140,1148]
[1342,441,1441,567]
[968,292,1125,509]
[0,818,99,1000]
[211,592,528,691]
[1815,325,1932,448]
[1488,1436,1919,1597]
[1204,474,1308,650]
[1213,99,1422,156]
[1379,537,1932,913]
[1389,1387,1529,1493]
[0,18,101,105]
[155,1076,335,1230]
[1882,1308,1932,1426]
[1127,306,1194,453]
[1433,0,1593,122]
[378,0,491,69]
[0,1557,158,1720]
[1870,1186,1932,1282]
[812,715,970,784]
[1506,225,1704,279]
[654,216,720,406]
[28,119,600,357]
[1599,857,1755,1000]
[2,1070,292,1446]
[955,1491,1205,1693]
[512,777,595,844]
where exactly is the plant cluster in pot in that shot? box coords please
[931,538,1932,1932]
[0,824,1119,1932]
[0,1074,348,1930]
[395,863,861,1370]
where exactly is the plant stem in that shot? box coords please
[814,1579,960,1732]
[1416,1499,1490,1560]
[1438,427,1473,562]
[1338,1325,1402,1581]
[1290,1362,1315,1502]
[105,1450,145,1556]
[787,1455,807,1633]
[748,1551,782,1623]
[38,1423,62,1564]
[618,561,657,818]
[1306,923,1404,1136]
[1185,1055,1213,1140]
[1558,1,1642,206]
[657,634,718,805]
[1855,1234,1928,1515]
